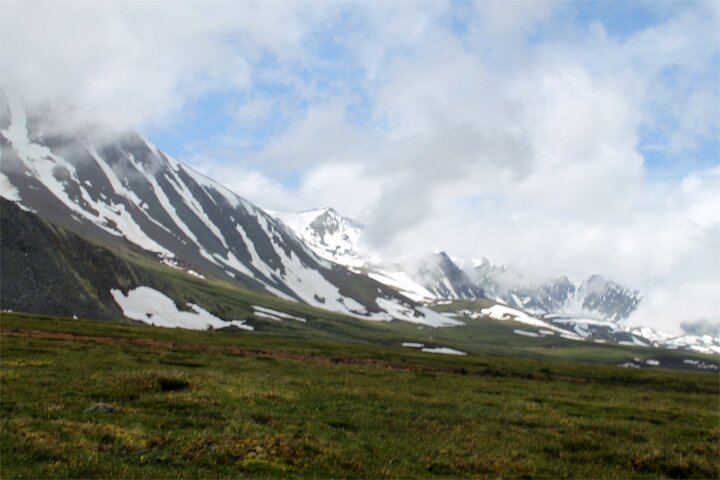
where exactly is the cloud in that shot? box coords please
[0,1,330,129]
[3,1,718,333]
[471,0,558,39]
[243,2,717,333]
[680,318,720,337]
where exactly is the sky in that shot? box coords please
[1,0,719,334]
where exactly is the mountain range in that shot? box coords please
[270,206,642,321]
[1,90,718,355]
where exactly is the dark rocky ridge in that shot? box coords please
[0,197,139,319]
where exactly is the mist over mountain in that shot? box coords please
[681,319,720,338]
[269,207,643,321]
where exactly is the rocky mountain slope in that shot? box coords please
[0,197,138,320]
[0,91,455,326]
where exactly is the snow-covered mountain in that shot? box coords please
[272,208,718,355]
[469,259,642,322]
[3,92,715,354]
[415,252,485,299]
[267,207,439,302]
[466,304,720,356]
[269,207,366,268]
[0,91,458,327]
[273,208,642,322]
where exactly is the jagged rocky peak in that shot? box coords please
[576,275,642,322]
[0,90,11,130]
[464,257,640,321]
[268,207,367,268]
[416,252,485,300]
[307,207,362,241]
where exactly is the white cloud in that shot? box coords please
[0,1,329,129]
[471,0,558,38]
[3,1,718,332]
[234,2,718,332]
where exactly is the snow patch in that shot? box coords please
[480,304,565,333]
[560,333,584,341]
[111,286,252,331]
[373,298,463,327]
[368,270,436,302]
[253,305,306,322]
[513,329,540,338]
[0,172,20,201]
[421,347,467,355]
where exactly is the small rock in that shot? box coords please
[84,402,116,414]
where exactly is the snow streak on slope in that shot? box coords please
[367,270,436,302]
[374,298,463,327]
[478,305,571,335]
[1,96,175,257]
[253,306,306,322]
[0,171,20,201]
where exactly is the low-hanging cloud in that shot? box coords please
[681,319,720,337]
[0,1,335,130]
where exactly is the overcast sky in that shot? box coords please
[2,1,718,333]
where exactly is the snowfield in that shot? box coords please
[111,287,253,331]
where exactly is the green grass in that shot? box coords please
[1,312,719,478]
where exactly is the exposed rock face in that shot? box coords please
[0,197,138,320]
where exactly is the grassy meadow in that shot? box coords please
[1,312,719,478]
